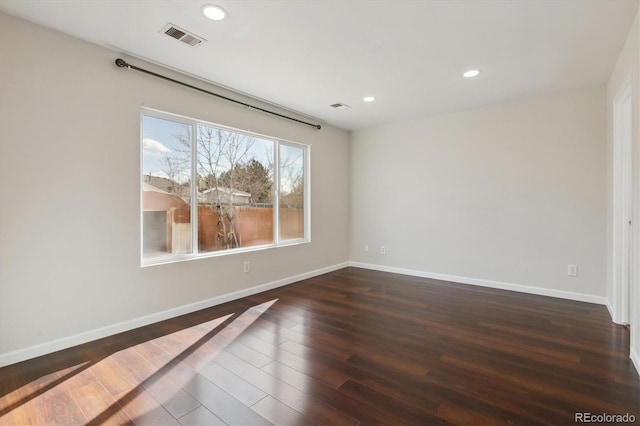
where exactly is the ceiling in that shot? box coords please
[1,0,637,131]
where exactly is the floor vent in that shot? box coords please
[161,24,206,47]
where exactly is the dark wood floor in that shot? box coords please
[1,267,638,425]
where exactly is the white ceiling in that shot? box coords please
[1,0,637,130]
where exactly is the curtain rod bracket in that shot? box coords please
[115,58,130,69]
[114,58,322,130]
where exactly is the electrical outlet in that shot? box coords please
[567,264,577,277]
[364,244,369,252]
[380,246,386,255]
[243,261,251,273]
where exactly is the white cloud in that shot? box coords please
[143,138,171,155]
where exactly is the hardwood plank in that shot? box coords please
[0,403,40,426]
[143,378,201,420]
[113,387,180,426]
[0,364,32,415]
[228,320,289,346]
[440,351,635,414]
[177,406,226,426]
[250,395,311,426]
[261,360,348,391]
[436,402,506,426]
[0,366,44,426]
[134,347,202,420]
[35,378,88,425]
[89,352,142,398]
[213,351,309,411]
[182,373,272,426]
[198,361,267,406]
[337,378,450,425]
[298,379,411,426]
[425,361,571,423]
[1,267,638,425]
[68,381,134,426]
[224,340,273,368]
[214,351,359,426]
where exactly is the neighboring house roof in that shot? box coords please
[143,174,189,195]
[202,187,251,197]
[202,186,252,206]
[143,182,168,193]
[143,183,187,211]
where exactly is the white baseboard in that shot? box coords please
[349,262,608,305]
[0,262,349,367]
[0,261,612,366]
[605,299,615,320]
[631,348,640,377]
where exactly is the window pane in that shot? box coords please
[279,144,305,240]
[142,115,192,258]
[196,124,274,252]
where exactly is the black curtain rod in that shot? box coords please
[114,58,322,130]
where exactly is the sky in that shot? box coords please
[142,115,191,181]
[142,114,274,183]
[142,114,304,193]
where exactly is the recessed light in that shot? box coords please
[202,4,227,21]
[363,96,376,102]
[463,69,480,78]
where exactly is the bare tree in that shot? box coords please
[279,146,304,209]
[171,124,276,250]
[145,125,191,199]
[196,126,255,249]
[159,156,189,198]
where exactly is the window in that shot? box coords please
[141,109,309,265]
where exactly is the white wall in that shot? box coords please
[350,87,607,301]
[1,9,634,369]
[606,9,640,371]
[0,13,350,365]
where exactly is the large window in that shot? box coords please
[141,109,309,265]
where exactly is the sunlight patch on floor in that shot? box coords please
[0,299,279,425]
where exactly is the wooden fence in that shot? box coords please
[167,205,303,253]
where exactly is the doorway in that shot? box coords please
[612,82,633,325]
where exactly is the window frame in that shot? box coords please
[276,140,311,245]
[140,107,311,267]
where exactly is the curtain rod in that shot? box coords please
[114,58,322,130]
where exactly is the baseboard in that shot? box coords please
[0,262,349,367]
[0,260,610,366]
[605,299,615,320]
[631,348,640,377]
[349,262,608,305]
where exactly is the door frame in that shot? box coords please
[612,80,633,325]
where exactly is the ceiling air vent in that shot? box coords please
[330,102,351,110]
[161,24,206,47]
